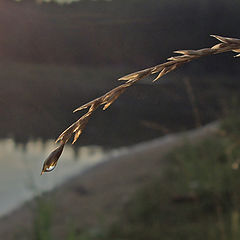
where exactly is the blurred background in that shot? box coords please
[0,0,240,239]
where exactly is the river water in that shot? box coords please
[0,138,106,217]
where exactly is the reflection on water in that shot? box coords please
[0,138,105,217]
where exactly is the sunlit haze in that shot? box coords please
[16,0,112,4]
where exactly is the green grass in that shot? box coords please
[34,197,54,240]
[76,107,240,240]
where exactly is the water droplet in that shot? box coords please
[45,164,57,172]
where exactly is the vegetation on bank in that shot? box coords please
[29,104,240,240]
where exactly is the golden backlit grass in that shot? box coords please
[41,35,240,174]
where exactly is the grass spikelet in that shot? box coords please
[41,35,240,174]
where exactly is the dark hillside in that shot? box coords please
[0,0,239,146]
[0,0,239,71]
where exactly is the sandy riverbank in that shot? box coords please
[0,122,218,239]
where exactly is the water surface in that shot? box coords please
[0,138,105,217]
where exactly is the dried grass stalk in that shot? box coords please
[41,35,240,174]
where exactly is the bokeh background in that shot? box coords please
[0,0,240,239]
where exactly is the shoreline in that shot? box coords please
[0,122,219,239]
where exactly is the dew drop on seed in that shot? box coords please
[45,164,57,172]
